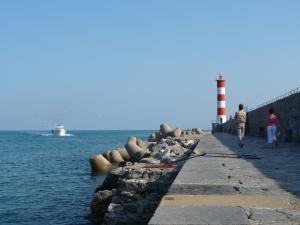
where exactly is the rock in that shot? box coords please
[171,128,182,137]
[161,153,188,163]
[110,150,125,165]
[89,127,199,225]
[128,136,137,142]
[122,168,145,179]
[104,203,126,224]
[144,169,163,180]
[148,142,159,153]
[148,133,157,142]
[139,157,160,164]
[152,143,171,161]
[187,131,192,136]
[149,133,156,139]
[103,150,112,161]
[120,191,137,203]
[93,190,113,203]
[147,192,162,201]
[137,139,149,150]
[179,139,195,148]
[91,190,112,215]
[151,143,169,153]
[123,202,138,213]
[124,161,134,166]
[192,148,205,156]
[188,143,197,150]
[195,128,204,135]
[155,131,160,139]
[118,178,148,192]
[147,142,157,150]
[137,200,159,213]
[169,145,186,155]
[107,203,123,213]
[117,148,131,161]
[125,136,149,161]
[160,123,172,137]
[89,154,112,173]
[99,169,123,191]
[121,191,135,199]
[165,137,177,145]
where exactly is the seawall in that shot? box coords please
[215,87,300,142]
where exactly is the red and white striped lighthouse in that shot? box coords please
[216,73,227,124]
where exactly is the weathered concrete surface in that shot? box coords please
[148,133,300,225]
[149,206,249,225]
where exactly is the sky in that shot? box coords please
[0,0,299,130]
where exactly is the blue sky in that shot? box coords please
[0,1,299,130]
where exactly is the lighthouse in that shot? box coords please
[216,73,227,124]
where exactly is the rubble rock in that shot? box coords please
[148,133,157,142]
[137,139,149,150]
[169,145,186,155]
[89,127,198,225]
[165,137,177,145]
[139,157,160,164]
[91,190,112,215]
[98,169,123,191]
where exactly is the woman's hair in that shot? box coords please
[239,104,244,110]
[269,108,274,114]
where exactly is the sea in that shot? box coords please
[0,130,153,225]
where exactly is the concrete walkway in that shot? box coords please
[149,133,300,225]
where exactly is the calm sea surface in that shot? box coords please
[0,130,152,225]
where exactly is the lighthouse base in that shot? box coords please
[217,115,227,124]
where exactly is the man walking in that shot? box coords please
[234,104,247,148]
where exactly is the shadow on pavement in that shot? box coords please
[213,132,300,198]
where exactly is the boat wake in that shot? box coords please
[59,133,74,137]
[40,133,74,137]
[40,133,53,136]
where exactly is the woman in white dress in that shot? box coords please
[266,108,278,147]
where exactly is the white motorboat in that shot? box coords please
[52,124,66,136]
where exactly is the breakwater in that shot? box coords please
[149,134,300,225]
[88,123,204,225]
[215,87,300,142]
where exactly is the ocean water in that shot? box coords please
[0,130,153,225]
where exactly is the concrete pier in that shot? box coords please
[149,133,300,225]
